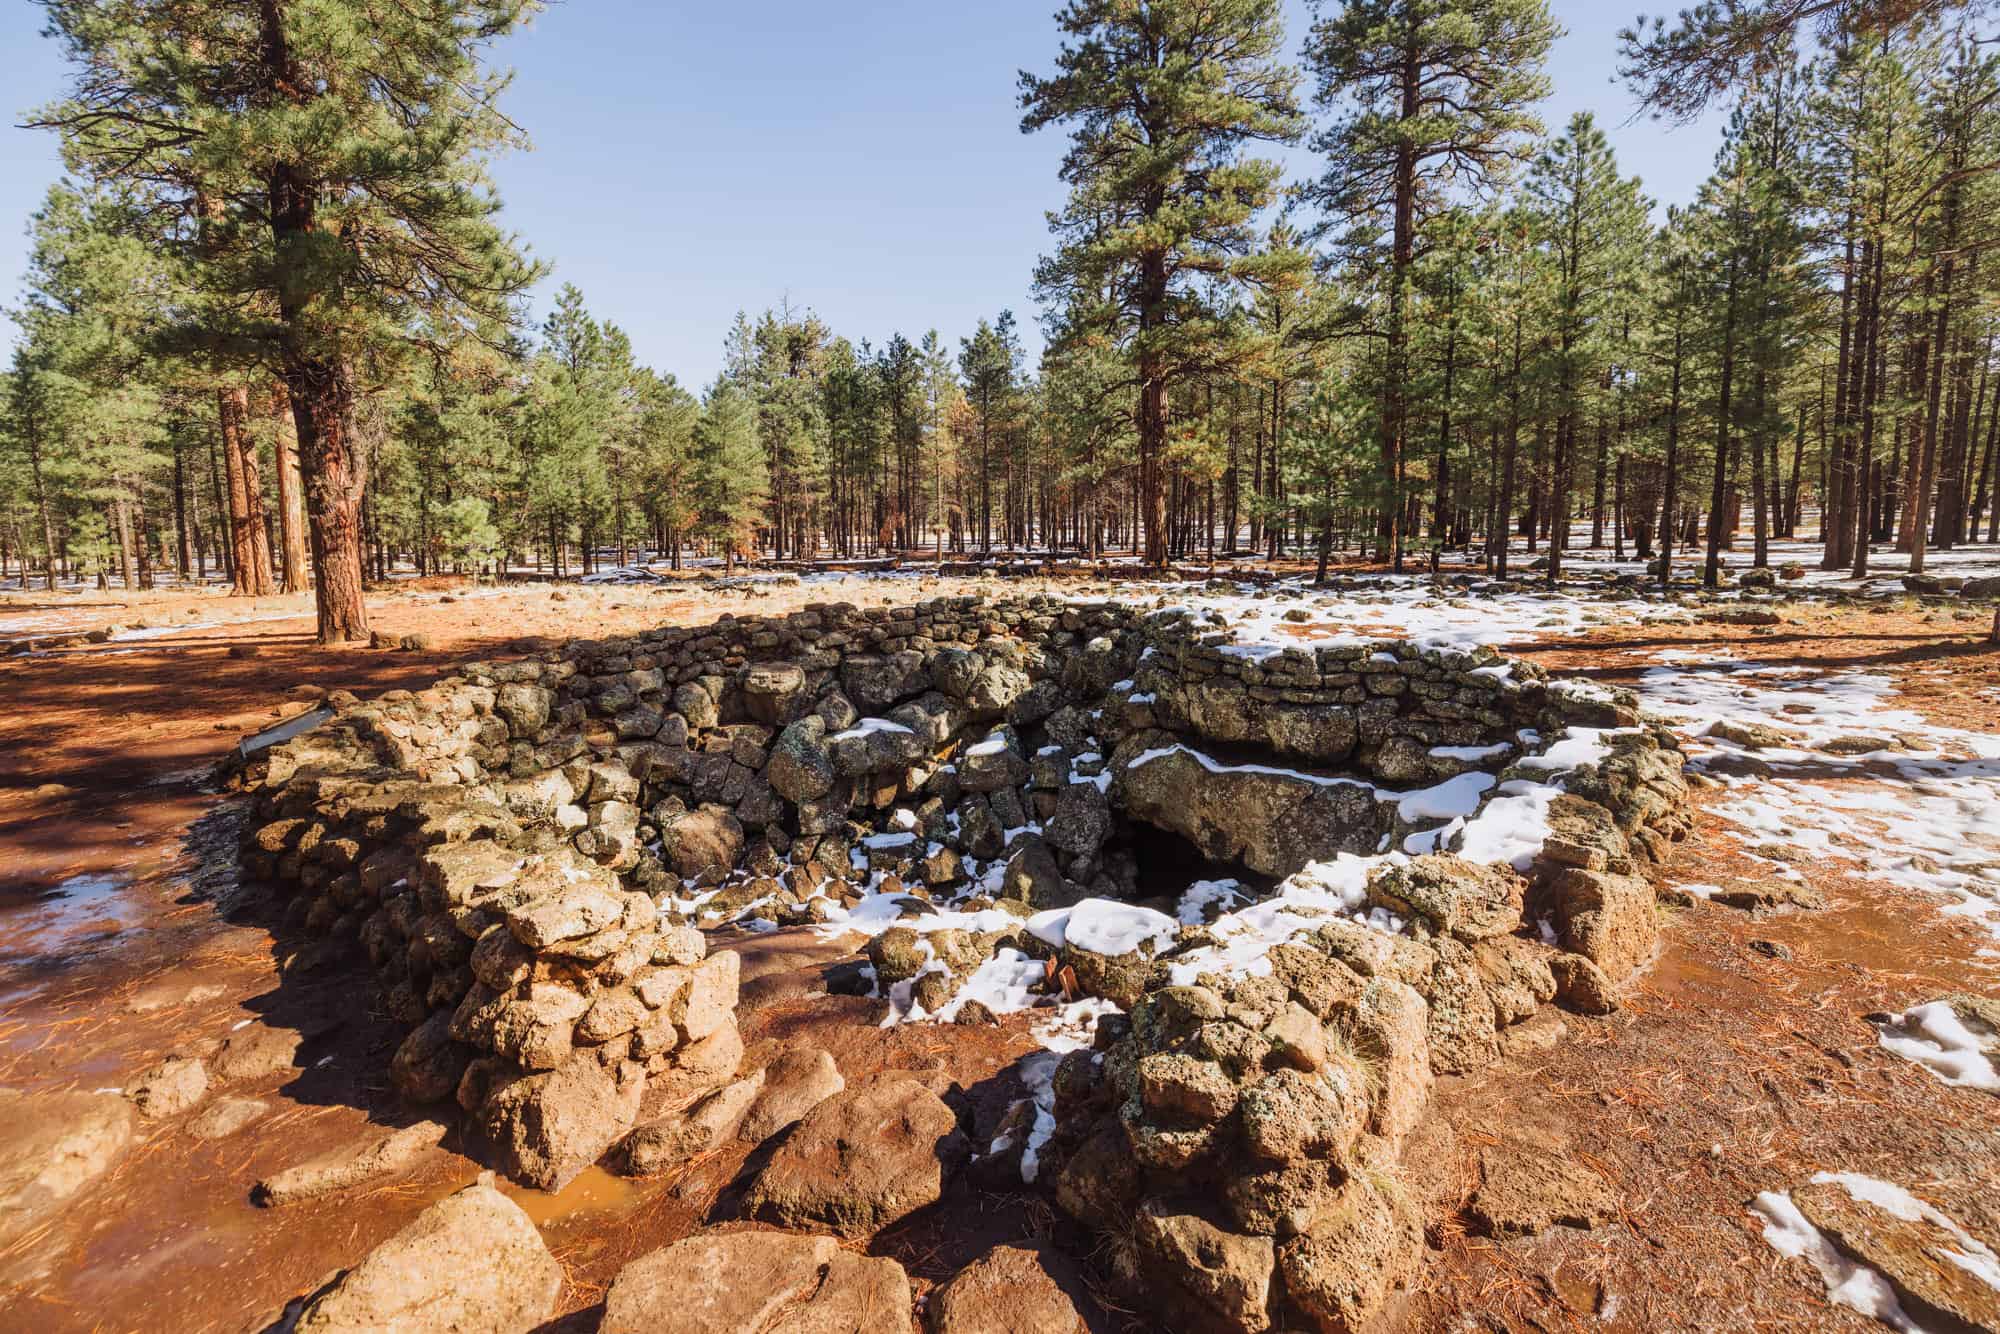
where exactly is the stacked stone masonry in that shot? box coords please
[236,593,1693,1329]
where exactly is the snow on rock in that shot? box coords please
[1751,1189,1923,1332]
[1026,899,1177,957]
[1177,878,1248,925]
[1755,1171,2000,1333]
[831,716,914,741]
[1125,743,1374,791]
[1394,771,1495,822]
[1871,1002,2000,1094]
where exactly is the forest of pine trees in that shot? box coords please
[2,0,1997,642]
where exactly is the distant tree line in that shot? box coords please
[2,0,1997,642]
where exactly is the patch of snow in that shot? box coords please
[1395,771,1495,822]
[1813,1173,2000,1294]
[1750,1191,1920,1332]
[1872,1002,2000,1094]
[1431,742,1511,763]
[1028,899,1177,957]
[831,716,913,741]
[1177,878,1247,925]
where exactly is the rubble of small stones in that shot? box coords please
[234,591,1695,1332]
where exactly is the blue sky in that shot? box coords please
[1,1,1723,387]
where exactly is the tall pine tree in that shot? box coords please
[1022,0,1304,566]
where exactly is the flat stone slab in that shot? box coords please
[600,1229,912,1333]
[254,1122,446,1207]
[1794,1175,2000,1334]
[743,1074,968,1237]
[931,1244,1089,1334]
[0,1089,135,1254]
[1467,1142,1618,1238]
[292,1175,561,1333]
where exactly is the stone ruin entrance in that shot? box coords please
[235,592,1694,1333]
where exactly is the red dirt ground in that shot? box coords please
[0,576,1995,1333]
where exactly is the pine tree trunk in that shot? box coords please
[1851,239,1888,579]
[1750,368,1770,569]
[220,385,275,596]
[173,438,193,577]
[1705,251,1740,589]
[1934,254,1979,549]
[208,432,233,585]
[1825,226,1860,569]
[135,496,155,590]
[1660,324,1684,589]
[281,358,370,643]
[1972,359,1999,543]
[257,4,370,643]
[1138,247,1170,569]
[23,401,61,591]
[273,390,310,593]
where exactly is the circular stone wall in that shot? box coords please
[233,592,1693,1329]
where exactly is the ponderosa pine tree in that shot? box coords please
[35,0,542,642]
[1619,0,1992,119]
[1305,0,1558,567]
[1524,112,1649,584]
[695,379,769,572]
[1021,0,1304,567]
[959,315,1023,556]
[637,370,700,570]
[10,183,173,590]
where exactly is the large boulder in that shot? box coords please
[1334,978,1432,1144]
[930,1245,1089,1334]
[473,1053,646,1190]
[742,663,809,726]
[663,806,747,881]
[931,648,986,700]
[1277,1177,1422,1334]
[1114,734,1389,879]
[452,982,591,1072]
[292,1176,562,1333]
[828,717,925,776]
[1364,855,1524,943]
[1131,1198,1277,1334]
[493,682,554,736]
[1147,675,1360,764]
[123,1055,209,1118]
[964,661,1033,719]
[1544,866,1658,982]
[1418,940,1500,1075]
[1045,784,1114,858]
[959,728,1030,793]
[767,717,836,804]
[600,1229,912,1334]
[738,1048,845,1144]
[841,652,929,712]
[999,835,1074,910]
[618,1071,764,1176]
[1563,731,1689,842]
[744,1075,968,1236]
[390,1011,470,1103]
[211,1022,309,1084]
[254,1123,446,1207]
